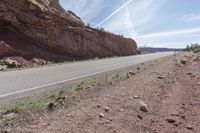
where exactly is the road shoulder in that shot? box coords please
[1,53,199,133]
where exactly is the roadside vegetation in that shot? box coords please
[1,68,135,114]
[1,53,200,132]
[186,43,200,53]
[0,57,169,116]
[186,43,200,62]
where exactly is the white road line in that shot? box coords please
[0,61,138,98]
[0,53,173,98]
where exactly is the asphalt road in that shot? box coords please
[0,52,173,98]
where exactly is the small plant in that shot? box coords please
[194,56,200,62]
[126,73,130,78]
[173,53,178,65]
[194,48,200,53]
[48,90,65,102]
[113,74,120,79]
[5,101,39,114]
[5,105,22,114]
[75,82,91,91]
[96,82,101,86]
[76,84,84,91]
[86,23,91,28]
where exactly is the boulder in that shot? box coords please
[0,65,7,70]
[31,58,47,65]
[1,58,21,68]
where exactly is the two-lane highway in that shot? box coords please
[0,52,173,99]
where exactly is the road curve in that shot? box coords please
[0,52,173,98]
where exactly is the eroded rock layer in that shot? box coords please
[0,0,139,64]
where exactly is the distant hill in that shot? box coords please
[139,47,184,53]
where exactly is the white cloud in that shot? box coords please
[183,13,200,22]
[100,0,167,37]
[95,0,134,27]
[138,28,200,38]
[135,28,200,48]
[60,0,105,23]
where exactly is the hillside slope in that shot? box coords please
[0,0,139,66]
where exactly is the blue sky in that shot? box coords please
[60,0,200,48]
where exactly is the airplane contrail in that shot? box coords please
[95,0,134,27]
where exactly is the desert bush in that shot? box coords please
[186,43,200,52]
[194,48,200,53]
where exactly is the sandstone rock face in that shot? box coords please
[0,0,139,63]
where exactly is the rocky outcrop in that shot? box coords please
[0,57,22,68]
[0,0,139,65]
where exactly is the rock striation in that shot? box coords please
[0,0,139,66]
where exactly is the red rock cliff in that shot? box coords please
[0,0,139,62]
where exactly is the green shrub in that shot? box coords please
[194,48,200,53]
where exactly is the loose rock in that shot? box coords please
[97,104,101,108]
[0,65,7,71]
[58,100,64,105]
[3,113,16,119]
[1,58,21,68]
[166,118,176,123]
[47,102,55,110]
[181,115,186,119]
[139,101,149,112]
[187,125,193,130]
[31,58,47,65]
[105,120,111,124]
[181,59,187,64]
[129,70,135,75]
[158,76,166,79]
[120,108,124,112]
[137,115,143,120]
[187,72,192,75]
[133,95,140,99]
[66,114,71,117]
[99,113,105,118]
[105,107,110,112]
[1,128,11,133]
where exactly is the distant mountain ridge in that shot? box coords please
[139,47,184,53]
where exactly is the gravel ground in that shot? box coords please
[0,53,199,133]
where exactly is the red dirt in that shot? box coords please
[0,53,200,133]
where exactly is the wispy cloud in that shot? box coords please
[60,0,105,23]
[101,0,166,37]
[135,28,200,48]
[182,13,200,22]
[138,28,200,38]
[95,0,134,27]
